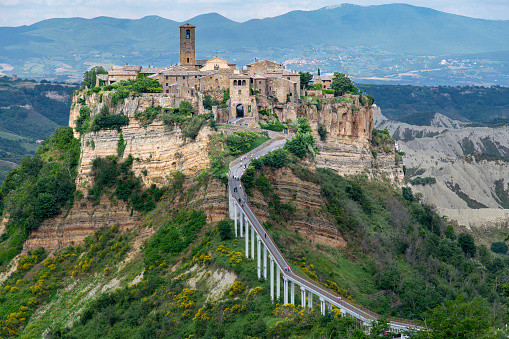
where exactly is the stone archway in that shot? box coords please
[236,104,244,118]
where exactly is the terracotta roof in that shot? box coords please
[195,59,207,66]
[246,59,283,67]
[124,65,142,71]
[97,74,109,80]
[314,75,333,81]
[140,67,164,74]
[180,23,195,28]
[230,74,250,79]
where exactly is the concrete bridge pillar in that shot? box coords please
[239,209,243,238]
[234,203,238,237]
[276,265,281,300]
[291,281,295,305]
[263,245,267,279]
[245,217,249,258]
[308,291,313,310]
[320,297,325,315]
[251,222,255,259]
[270,256,274,301]
[301,288,306,308]
[283,277,288,304]
[328,302,332,311]
[257,235,261,279]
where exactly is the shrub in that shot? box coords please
[318,124,327,141]
[218,219,234,241]
[490,242,508,254]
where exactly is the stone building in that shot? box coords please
[94,23,304,124]
[313,75,333,89]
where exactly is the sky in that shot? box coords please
[1,0,508,27]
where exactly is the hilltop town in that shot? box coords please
[94,23,334,127]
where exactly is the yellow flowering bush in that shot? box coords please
[228,281,245,296]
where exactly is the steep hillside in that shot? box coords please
[0,128,507,337]
[374,108,509,244]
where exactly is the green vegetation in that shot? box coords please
[0,77,78,182]
[491,242,508,254]
[244,157,509,334]
[318,124,327,141]
[87,154,164,212]
[0,127,80,267]
[357,84,509,123]
[409,176,437,185]
[221,89,230,108]
[298,71,313,89]
[82,66,108,89]
[90,105,129,132]
[259,119,286,132]
[371,128,394,153]
[134,105,161,127]
[331,72,361,97]
[203,95,219,110]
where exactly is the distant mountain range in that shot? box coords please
[1,3,509,85]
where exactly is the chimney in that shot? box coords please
[255,58,258,62]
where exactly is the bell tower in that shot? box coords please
[180,23,196,68]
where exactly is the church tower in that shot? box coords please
[180,23,196,68]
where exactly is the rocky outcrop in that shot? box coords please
[295,96,403,186]
[78,120,213,188]
[24,196,140,252]
[248,166,346,248]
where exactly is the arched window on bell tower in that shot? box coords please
[186,29,190,39]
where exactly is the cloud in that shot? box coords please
[1,0,508,27]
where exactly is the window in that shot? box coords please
[238,90,241,95]
[215,79,218,82]
[234,80,237,86]
[187,58,189,63]
[186,29,190,39]
[166,90,169,93]
[166,76,169,80]
[259,81,262,84]
[183,76,186,79]
[195,76,198,79]
[242,80,246,86]
[166,83,168,86]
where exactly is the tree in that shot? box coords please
[317,68,321,76]
[491,242,508,254]
[422,295,491,338]
[299,72,313,89]
[178,100,193,115]
[458,233,476,257]
[331,72,356,97]
[218,219,234,241]
[402,187,414,202]
[82,66,107,89]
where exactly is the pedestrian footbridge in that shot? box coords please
[227,136,422,334]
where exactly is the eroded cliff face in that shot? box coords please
[24,93,228,252]
[295,96,404,186]
[248,166,346,248]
